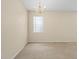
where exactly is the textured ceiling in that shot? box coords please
[23,0,77,11]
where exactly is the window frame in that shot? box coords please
[33,16,44,32]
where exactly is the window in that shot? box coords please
[33,16,43,32]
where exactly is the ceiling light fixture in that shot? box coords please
[35,0,46,14]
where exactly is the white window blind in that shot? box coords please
[33,16,43,32]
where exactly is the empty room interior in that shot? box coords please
[1,0,77,59]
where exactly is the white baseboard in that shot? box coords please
[11,43,27,59]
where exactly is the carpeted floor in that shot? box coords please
[15,42,76,59]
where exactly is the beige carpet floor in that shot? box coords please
[15,42,76,59]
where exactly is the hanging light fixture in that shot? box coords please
[35,0,46,14]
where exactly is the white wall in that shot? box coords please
[29,11,77,42]
[1,0,28,59]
